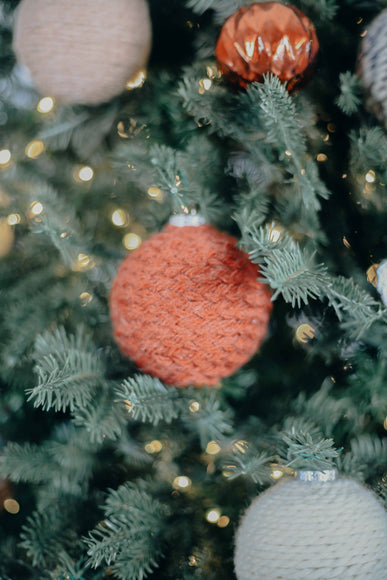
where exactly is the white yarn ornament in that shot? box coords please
[358,9,387,128]
[13,0,152,106]
[234,470,387,580]
[376,260,387,306]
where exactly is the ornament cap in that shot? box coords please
[296,469,337,482]
[169,213,206,228]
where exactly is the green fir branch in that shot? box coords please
[28,326,104,412]
[20,509,76,569]
[85,483,164,580]
[259,247,327,307]
[183,389,234,448]
[223,449,273,484]
[72,389,126,443]
[115,374,182,425]
[28,184,87,268]
[336,71,362,115]
[0,442,51,483]
[280,429,342,470]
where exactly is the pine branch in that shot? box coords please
[20,509,76,569]
[72,388,125,443]
[223,449,273,484]
[0,442,51,483]
[28,327,104,412]
[183,389,234,448]
[325,275,386,338]
[279,429,342,470]
[259,247,327,307]
[28,183,88,268]
[336,71,362,115]
[115,374,182,425]
[85,483,165,580]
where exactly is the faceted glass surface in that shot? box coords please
[216,2,319,91]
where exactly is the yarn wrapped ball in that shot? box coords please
[13,0,152,105]
[358,8,387,129]
[110,223,272,387]
[234,474,387,580]
[215,2,319,91]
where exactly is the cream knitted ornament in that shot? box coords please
[13,0,152,106]
[234,470,387,580]
[358,9,387,129]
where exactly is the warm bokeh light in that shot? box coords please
[25,140,45,159]
[295,323,315,343]
[3,499,20,514]
[189,400,200,413]
[37,96,55,113]
[126,69,146,89]
[79,292,93,306]
[271,469,284,480]
[78,166,94,182]
[0,149,11,165]
[7,214,21,226]
[206,509,221,523]
[147,186,163,201]
[30,201,44,216]
[365,170,376,183]
[173,476,192,490]
[206,441,221,455]
[144,440,163,454]
[111,208,129,227]
[123,233,141,250]
[217,515,230,528]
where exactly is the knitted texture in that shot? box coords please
[13,0,152,105]
[359,9,387,129]
[110,224,272,387]
[234,477,387,580]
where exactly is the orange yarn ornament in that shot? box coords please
[110,222,272,387]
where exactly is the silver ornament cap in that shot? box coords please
[296,469,337,482]
[169,213,206,227]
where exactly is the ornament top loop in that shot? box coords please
[296,469,337,482]
[169,213,206,228]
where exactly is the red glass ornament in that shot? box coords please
[215,2,319,91]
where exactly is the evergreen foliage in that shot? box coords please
[0,0,386,578]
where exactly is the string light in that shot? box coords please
[3,499,20,514]
[206,441,221,455]
[232,440,248,453]
[217,515,230,528]
[72,253,96,272]
[0,149,11,165]
[206,509,221,523]
[189,400,200,413]
[25,140,44,159]
[317,153,328,162]
[267,223,283,243]
[30,201,44,216]
[37,96,54,113]
[126,69,146,89]
[173,476,192,490]
[123,232,141,250]
[365,170,376,183]
[295,323,315,343]
[111,208,129,227]
[144,440,163,454]
[147,186,163,201]
[383,417,387,430]
[271,469,284,480]
[78,166,94,182]
[7,214,20,226]
[79,292,93,306]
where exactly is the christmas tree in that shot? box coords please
[0,1,386,578]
